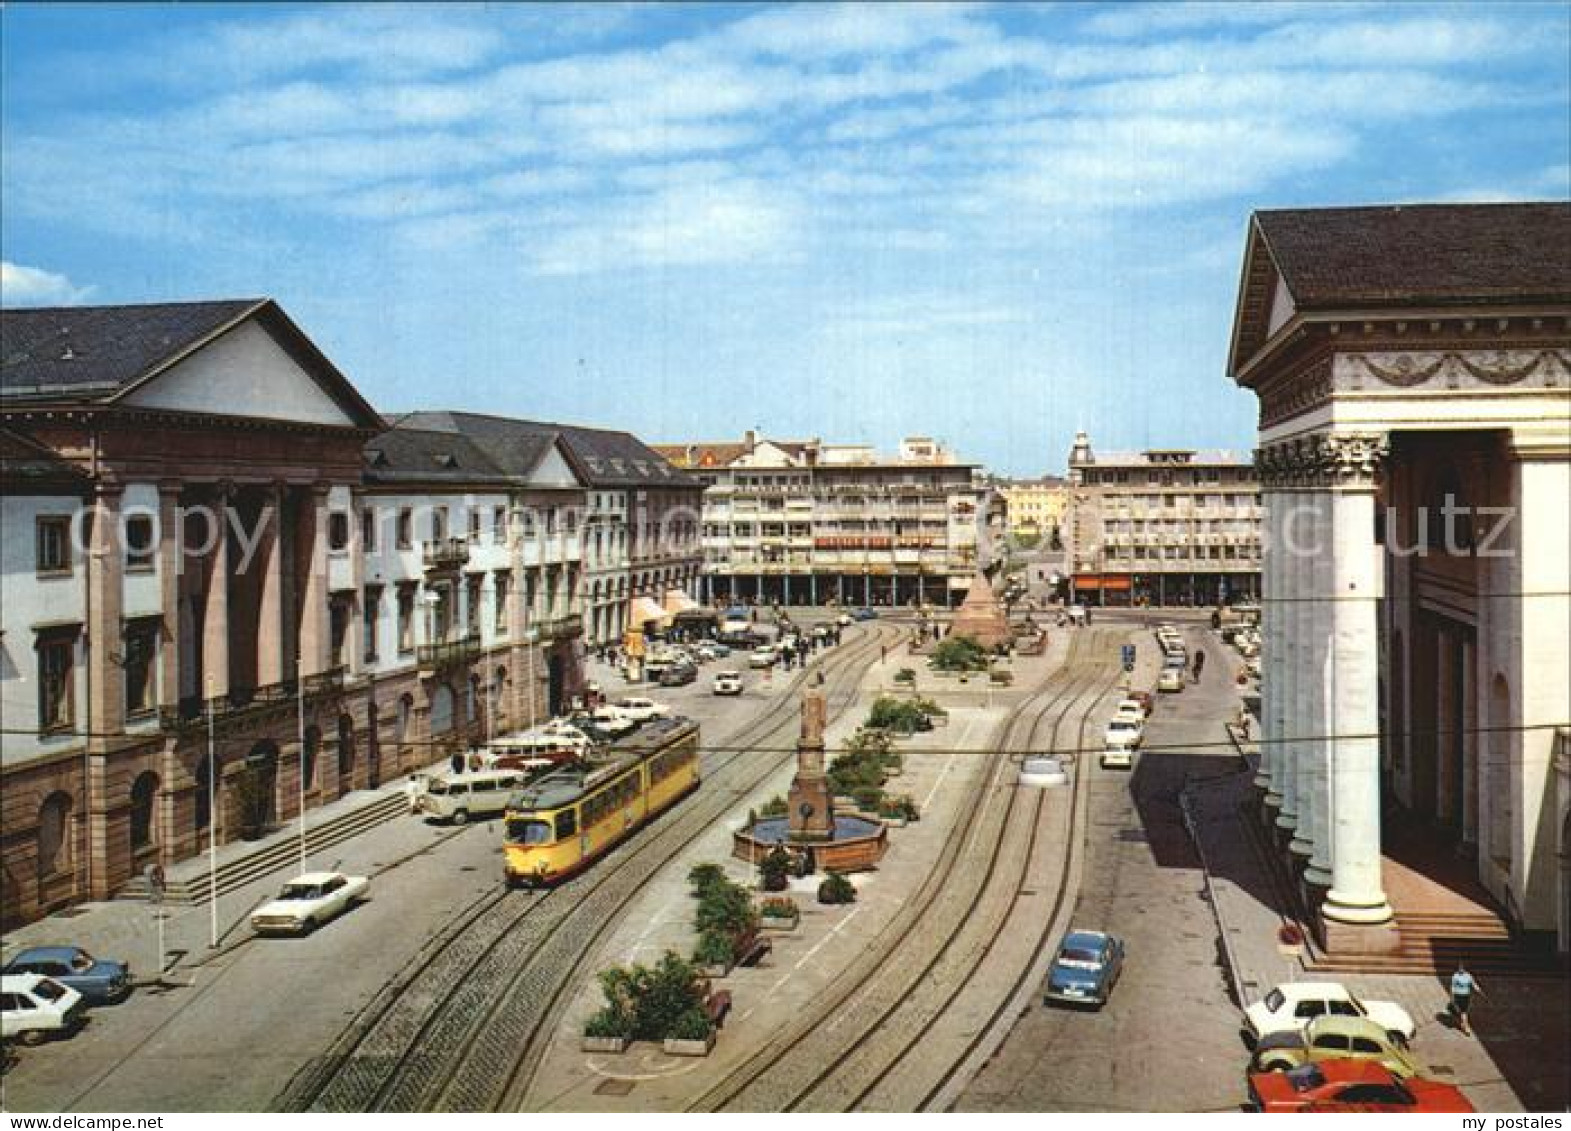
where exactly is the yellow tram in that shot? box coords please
[502,717,700,887]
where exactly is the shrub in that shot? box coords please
[696,874,758,939]
[759,794,789,818]
[914,696,946,718]
[932,635,990,673]
[850,785,884,813]
[818,870,857,905]
[894,667,916,684]
[868,696,929,734]
[633,951,705,1041]
[584,1004,632,1039]
[758,846,792,892]
[687,862,726,899]
[668,1008,714,1042]
[692,931,734,968]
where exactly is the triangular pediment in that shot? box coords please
[120,316,361,426]
[528,440,582,489]
[1226,218,1294,386]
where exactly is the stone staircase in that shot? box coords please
[115,791,410,907]
[1307,907,1562,977]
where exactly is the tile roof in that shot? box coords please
[362,425,514,486]
[1254,202,1571,310]
[1,300,263,399]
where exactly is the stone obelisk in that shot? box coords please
[787,672,834,841]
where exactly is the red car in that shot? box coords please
[1248,1060,1474,1113]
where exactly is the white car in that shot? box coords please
[1104,717,1144,748]
[250,871,370,936]
[584,706,637,736]
[749,645,777,669]
[1099,745,1133,770]
[612,697,670,723]
[1157,668,1185,693]
[712,670,744,696]
[1244,982,1416,1044]
[1,973,86,1045]
[1019,755,1069,787]
[836,613,852,627]
[1112,701,1145,725]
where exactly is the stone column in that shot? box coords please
[298,484,331,676]
[85,486,126,738]
[157,483,183,710]
[1305,487,1334,888]
[1277,483,1306,839]
[255,482,286,687]
[1289,481,1318,863]
[1460,634,1478,855]
[1322,434,1396,934]
[201,485,232,700]
[1256,479,1279,799]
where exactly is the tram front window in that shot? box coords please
[507,818,552,844]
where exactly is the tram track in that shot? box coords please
[689,630,1123,1112]
[272,622,897,1112]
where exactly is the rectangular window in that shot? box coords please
[122,619,159,717]
[468,509,482,540]
[37,633,75,733]
[494,572,511,632]
[493,506,507,542]
[396,508,413,550]
[433,507,448,542]
[397,587,416,653]
[521,509,536,538]
[36,517,71,574]
[466,577,482,635]
[363,588,381,663]
[362,508,378,553]
[329,512,350,552]
[124,514,156,571]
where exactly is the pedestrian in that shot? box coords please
[1450,964,1480,1034]
[449,748,464,775]
[1193,649,1207,683]
[880,644,887,664]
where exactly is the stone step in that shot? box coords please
[114,791,410,907]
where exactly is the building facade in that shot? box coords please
[1064,432,1262,607]
[1230,202,1571,955]
[656,433,987,608]
[994,476,1068,544]
[0,302,693,925]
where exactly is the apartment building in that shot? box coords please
[1065,431,1261,607]
[655,432,987,608]
[994,476,1069,543]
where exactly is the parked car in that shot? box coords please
[250,871,370,936]
[415,769,529,824]
[1157,669,1185,693]
[1245,982,1416,1044]
[658,662,698,687]
[695,642,728,661]
[853,607,878,621]
[1043,929,1124,1007]
[749,645,777,669]
[582,705,638,737]
[712,670,744,696]
[1019,755,1068,787]
[1251,1015,1424,1078]
[1,973,87,1046]
[612,697,670,722]
[836,613,853,627]
[1112,701,1145,725]
[1248,1061,1473,1113]
[1103,716,1144,748]
[2,946,131,1006]
[1128,690,1155,715]
[1099,744,1133,770]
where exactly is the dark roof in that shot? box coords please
[1254,202,1571,310]
[401,410,698,489]
[362,425,515,486]
[0,427,89,490]
[1,300,262,399]
[0,299,383,428]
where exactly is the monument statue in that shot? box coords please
[788,670,834,841]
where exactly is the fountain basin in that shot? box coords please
[733,814,888,873]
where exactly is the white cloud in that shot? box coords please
[1,261,94,306]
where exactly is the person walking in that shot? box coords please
[1450,964,1480,1034]
[1192,648,1207,684]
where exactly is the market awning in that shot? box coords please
[663,589,701,615]
[1072,574,1132,591]
[629,596,671,629]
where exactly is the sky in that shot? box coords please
[2,2,1567,475]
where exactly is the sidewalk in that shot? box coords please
[1185,654,1569,1112]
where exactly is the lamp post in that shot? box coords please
[205,675,218,949]
[297,653,307,875]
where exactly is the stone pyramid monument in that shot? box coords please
[949,570,1012,648]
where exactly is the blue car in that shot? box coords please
[1043,929,1124,1008]
[3,946,131,1005]
[853,607,878,621]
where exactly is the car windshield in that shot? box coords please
[1059,946,1101,967]
[279,883,320,900]
[69,951,94,972]
[507,819,553,845]
[425,780,449,795]
[1265,988,1286,1012]
[33,979,68,1002]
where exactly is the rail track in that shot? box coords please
[689,628,1124,1112]
[273,623,899,1112]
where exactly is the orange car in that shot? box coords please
[1248,1060,1474,1113]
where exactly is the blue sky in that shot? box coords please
[3,2,1567,475]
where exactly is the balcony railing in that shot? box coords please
[159,667,346,730]
[422,537,470,570]
[417,633,481,671]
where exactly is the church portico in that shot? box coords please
[1230,203,1570,957]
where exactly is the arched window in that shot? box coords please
[396,694,414,745]
[337,714,356,778]
[130,772,159,850]
[37,792,73,879]
[302,726,321,790]
[194,758,213,832]
[430,684,455,735]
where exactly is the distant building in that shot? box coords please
[1230,202,1571,956]
[655,432,987,608]
[1064,431,1261,607]
[994,477,1068,544]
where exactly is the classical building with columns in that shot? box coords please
[1229,202,1571,955]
